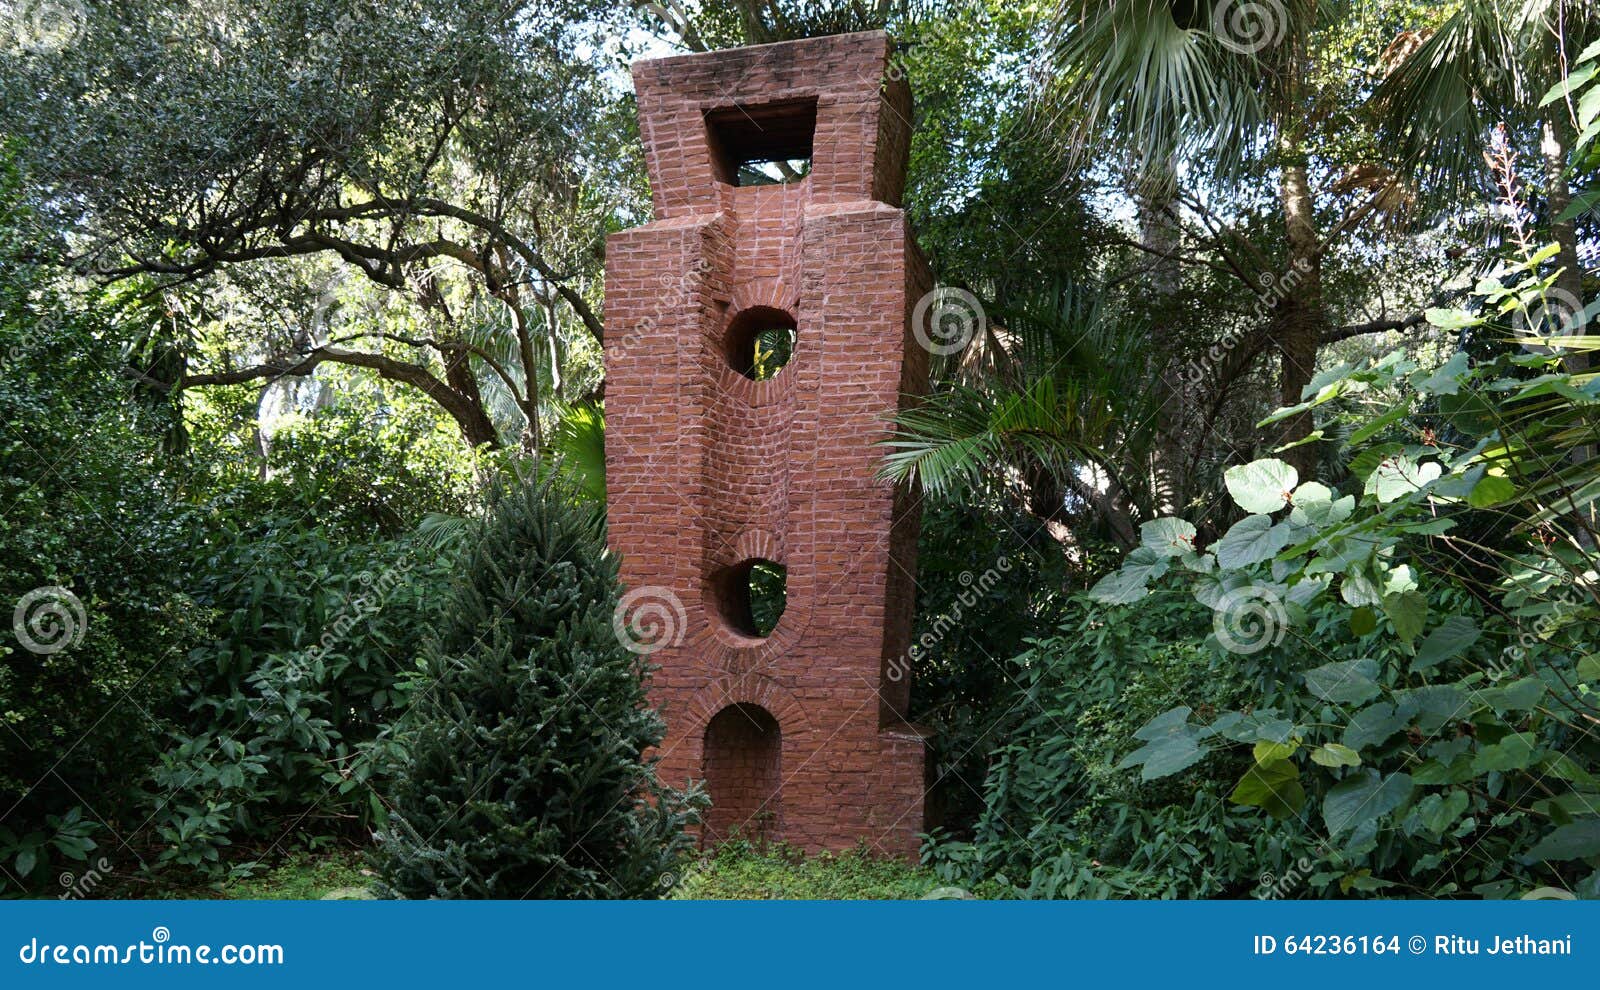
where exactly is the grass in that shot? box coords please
[135,850,374,900]
[671,839,982,900]
[143,840,978,900]
[220,850,373,900]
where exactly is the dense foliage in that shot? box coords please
[3,0,1598,901]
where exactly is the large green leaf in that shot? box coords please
[1525,820,1600,862]
[1393,684,1470,733]
[1468,474,1516,508]
[1140,517,1197,558]
[1365,456,1442,503]
[1225,459,1298,515]
[1089,547,1170,605]
[1303,658,1382,706]
[1382,590,1427,646]
[1229,759,1305,820]
[1344,702,1407,750]
[1472,732,1538,773]
[1214,515,1292,569]
[1417,351,1469,395]
[1476,677,1546,714]
[1324,770,1413,836]
[1410,790,1470,837]
[1089,567,1151,605]
[1118,707,1209,780]
[1310,743,1361,768]
[1413,615,1479,672]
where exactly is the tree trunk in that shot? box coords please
[1541,117,1588,375]
[440,348,500,449]
[1135,165,1186,513]
[1275,151,1327,479]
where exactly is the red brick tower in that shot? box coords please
[604,31,930,859]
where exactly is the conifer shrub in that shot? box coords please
[374,472,702,898]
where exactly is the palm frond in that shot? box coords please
[1039,0,1277,183]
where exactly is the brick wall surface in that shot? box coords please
[605,31,930,860]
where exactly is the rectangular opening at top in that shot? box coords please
[705,97,817,187]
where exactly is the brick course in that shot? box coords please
[605,31,931,859]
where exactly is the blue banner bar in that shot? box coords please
[2,901,1590,988]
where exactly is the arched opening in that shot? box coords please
[708,558,787,638]
[723,306,796,381]
[702,703,781,845]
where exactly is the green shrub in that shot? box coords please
[373,472,702,898]
[141,519,458,875]
[928,594,1321,898]
[1061,290,1600,898]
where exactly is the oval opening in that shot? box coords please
[710,558,787,638]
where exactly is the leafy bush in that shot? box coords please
[937,256,1600,899]
[1073,290,1600,897]
[928,594,1321,898]
[373,472,702,898]
[142,518,458,875]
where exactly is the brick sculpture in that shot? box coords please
[604,31,931,858]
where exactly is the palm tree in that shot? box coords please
[1373,0,1599,372]
[879,282,1164,549]
[1037,0,1392,475]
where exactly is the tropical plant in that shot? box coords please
[1374,0,1599,371]
[1080,267,1600,895]
[880,281,1164,548]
